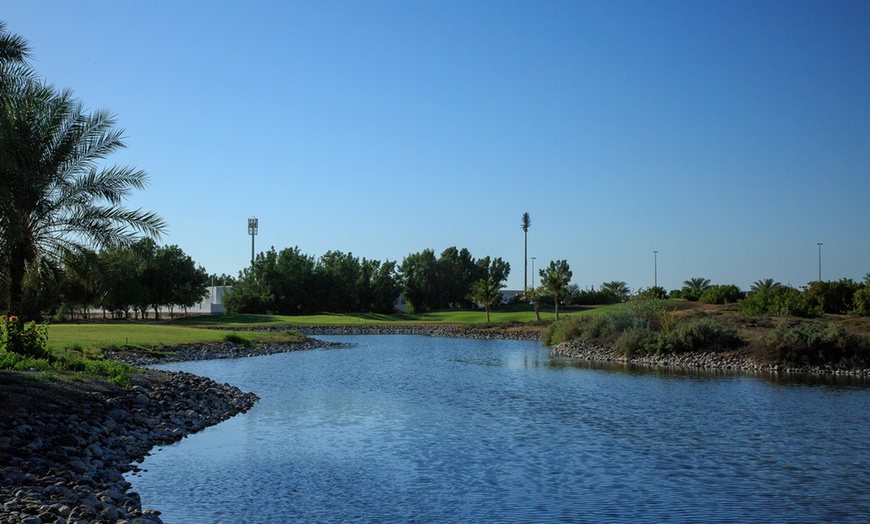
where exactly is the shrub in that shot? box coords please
[803,279,862,315]
[661,318,743,354]
[699,285,745,305]
[852,287,870,316]
[541,312,644,346]
[223,332,253,347]
[541,316,592,346]
[1,319,51,360]
[625,295,666,328]
[738,285,821,318]
[636,286,668,300]
[54,303,71,322]
[761,322,869,366]
[615,326,656,357]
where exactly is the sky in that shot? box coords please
[4,0,869,292]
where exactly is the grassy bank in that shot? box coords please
[46,324,304,352]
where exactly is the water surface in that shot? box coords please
[133,335,870,523]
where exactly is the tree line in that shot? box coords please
[1,239,209,321]
[223,246,514,316]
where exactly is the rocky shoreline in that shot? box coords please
[229,323,543,341]
[105,339,331,367]
[0,369,258,523]
[551,339,870,376]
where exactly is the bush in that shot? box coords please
[625,295,666,328]
[761,322,869,366]
[636,286,668,300]
[615,326,656,357]
[1,318,51,360]
[54,303,71,322]
[699,285,745,305]
[541,312,644,346]
[223,332,253,347]
[738,285,821,318]
[661,318,743,354]
[803,279,862,315]
[852,287,870,316]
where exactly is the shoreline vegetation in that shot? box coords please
[2,309,870,522]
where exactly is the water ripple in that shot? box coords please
[134,335,870,523]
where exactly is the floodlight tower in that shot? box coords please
[248,217,258,265]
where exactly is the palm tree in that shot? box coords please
[467,276,504,323]
[540,259,572,320]
[601,280,630,302]
[521,212,531,291]
[750,278,780,294]
[864,273,870,286]
[0,29,165,353]
[522,285,544,321]
[682,277,711,293]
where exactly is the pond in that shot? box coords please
[132,335,870,523]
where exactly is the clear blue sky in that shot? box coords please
[5,1,869,292]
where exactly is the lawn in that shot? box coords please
[46,324,303,352]
[171,305,621,327]
[45,304,626,352]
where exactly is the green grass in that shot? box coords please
[171,305,615,327]
[47,324,305,352]
[44,304,627,355]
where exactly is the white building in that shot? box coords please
[188,285,231,314]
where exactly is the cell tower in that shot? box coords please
[248,217,258,265]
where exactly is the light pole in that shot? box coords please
[817,242,823,282]
[530,257,536,288]
[248,217,258,265]
[653,250,658,288]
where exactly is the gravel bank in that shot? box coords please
[0,369,257,524]
[106,339,330,367]
[551,339,870,376]
[238,324,543,341]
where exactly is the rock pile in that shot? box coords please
[551,340,870,376]
[0,370,258,523]
[107,339,329,367]
[249,324,543,341]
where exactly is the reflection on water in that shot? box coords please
[133,335,870,523]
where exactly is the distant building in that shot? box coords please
[189,285,231,314]
[500,289,523,304]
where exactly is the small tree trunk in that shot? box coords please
[6,246,26,354]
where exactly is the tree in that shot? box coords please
[539,260,572,319]
[367,259,401,314]
[681,277,711,301]
[467,276,504,323]
[750,279,780,294]
[0,27,165,352]
[699,284,745,305]
[521,212,531,291]
[863,273,870,286]
[601,281,630,303]
[522,286,544,321]
[400,249,440,313]
[314,250,363,313]
[437,246,478,308]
